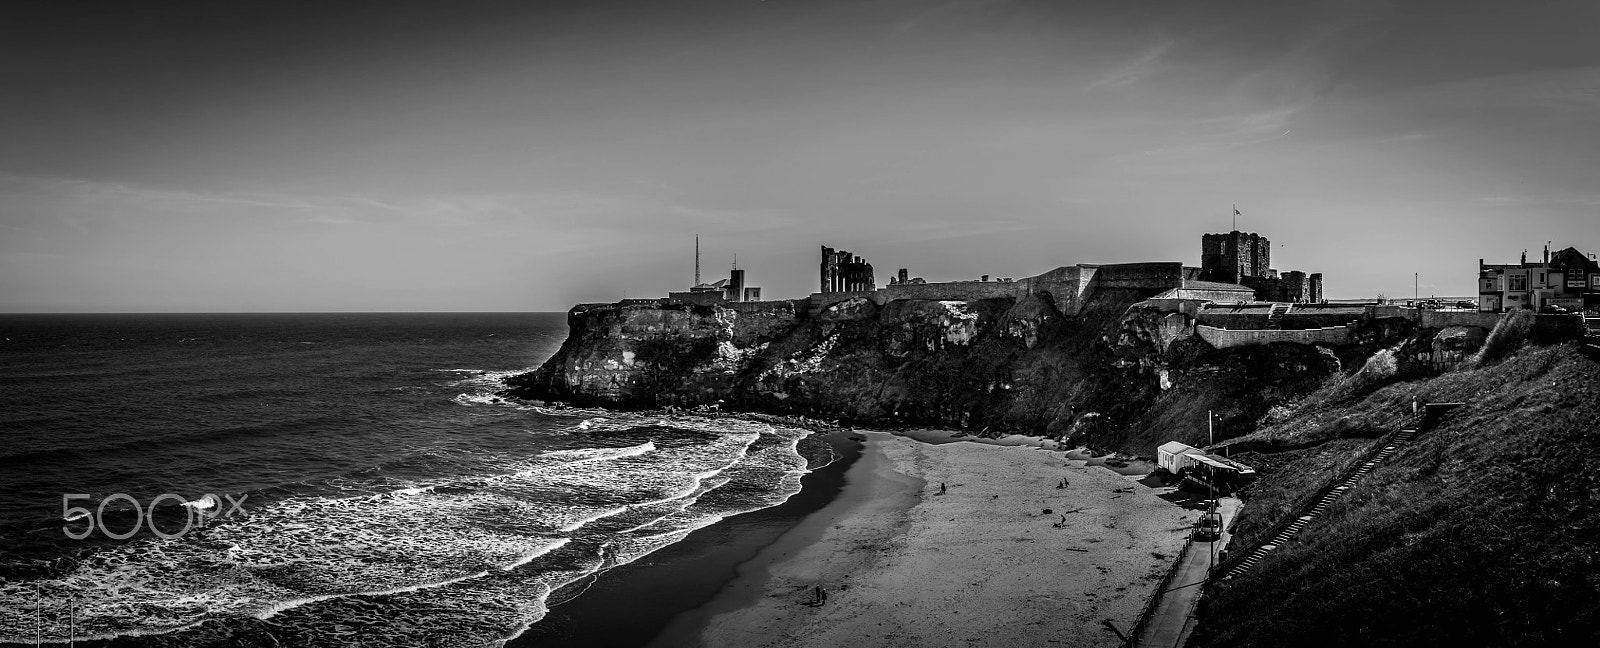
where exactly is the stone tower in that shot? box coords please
[1200,231,1271,284]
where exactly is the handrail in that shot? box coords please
[1124,532,1197,647]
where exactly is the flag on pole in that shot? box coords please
[1234,208,1241,216]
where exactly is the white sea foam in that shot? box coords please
[0,413,815,646]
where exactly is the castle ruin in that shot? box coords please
[820,246,875,293]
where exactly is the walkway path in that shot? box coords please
[1135,497,1241,648]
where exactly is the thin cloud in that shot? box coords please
[869,0,1012,34]
[1086,41,1174,92]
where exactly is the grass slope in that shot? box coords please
[1193,342,1600,647]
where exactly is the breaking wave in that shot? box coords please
[0,413,814,646]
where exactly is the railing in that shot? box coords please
[1210,424,1416,579]
[1123,531,1197,647]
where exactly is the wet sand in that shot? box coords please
[663,432,1195,648]
[510,432,863,647]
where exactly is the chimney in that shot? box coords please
[1544,243,1550,265]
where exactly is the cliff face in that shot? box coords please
[506,291,1378,453]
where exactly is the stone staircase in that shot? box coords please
[1265,303,1292,328]
[1223,428,1418,580]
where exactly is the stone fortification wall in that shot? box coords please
[1368,305,1409,319]
[1196,325,1353,349]
[1136,298,1205,318]
[1197,312,1364,330]
[805,290,885,315]
[1196,303,1371,330]
[722,299,807,314]
[1197,313,1270,329]
[1090,262,1186,290]
[666,291,723,305]
[1021,265,1096,316]
[1281,312,1365,329]
[854,265,1101,316]
[1420,310,1503,330]
[881,280,1028,303]
[1182,289,1256,303]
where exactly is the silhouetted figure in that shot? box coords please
[813,585,827,606]
[938,482,947,495]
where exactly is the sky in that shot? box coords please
[2,0,1597,312]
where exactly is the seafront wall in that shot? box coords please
[1420,310,1502,329]
[1196,325,1353,349]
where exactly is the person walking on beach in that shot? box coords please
[813,585,827,606]
[937,482,947,495]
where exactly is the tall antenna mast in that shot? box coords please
[694,236,700,285]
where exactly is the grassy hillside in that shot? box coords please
[1192,341,1600,647]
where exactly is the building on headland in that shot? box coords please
[889,268,926,285]
[667,240,761,304]
[1479,244,1599,312]
[820,246,875,293]
[1200,230,1323,303]
[804,230,1321,316]
[649,228,1324,315]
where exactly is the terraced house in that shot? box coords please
[1478,244,1600,312]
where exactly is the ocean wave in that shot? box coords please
[452,392,537,410]
[530,404,615,418]
[441,367,534,389]
[537,441,655,464]
[0,416,815,646]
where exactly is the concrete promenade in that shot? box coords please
[1136,497,1241,648]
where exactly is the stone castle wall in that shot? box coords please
[1420,310,1504,329]
[1197,311,1364,330]
[1196,325,1353,349]
[880,280,1029,303]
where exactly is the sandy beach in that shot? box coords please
[658,431,1195,648]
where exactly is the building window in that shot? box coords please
[1509,275,1527,291]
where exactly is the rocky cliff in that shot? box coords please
[505,291,1407,453]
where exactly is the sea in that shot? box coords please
[0,313,831,646]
